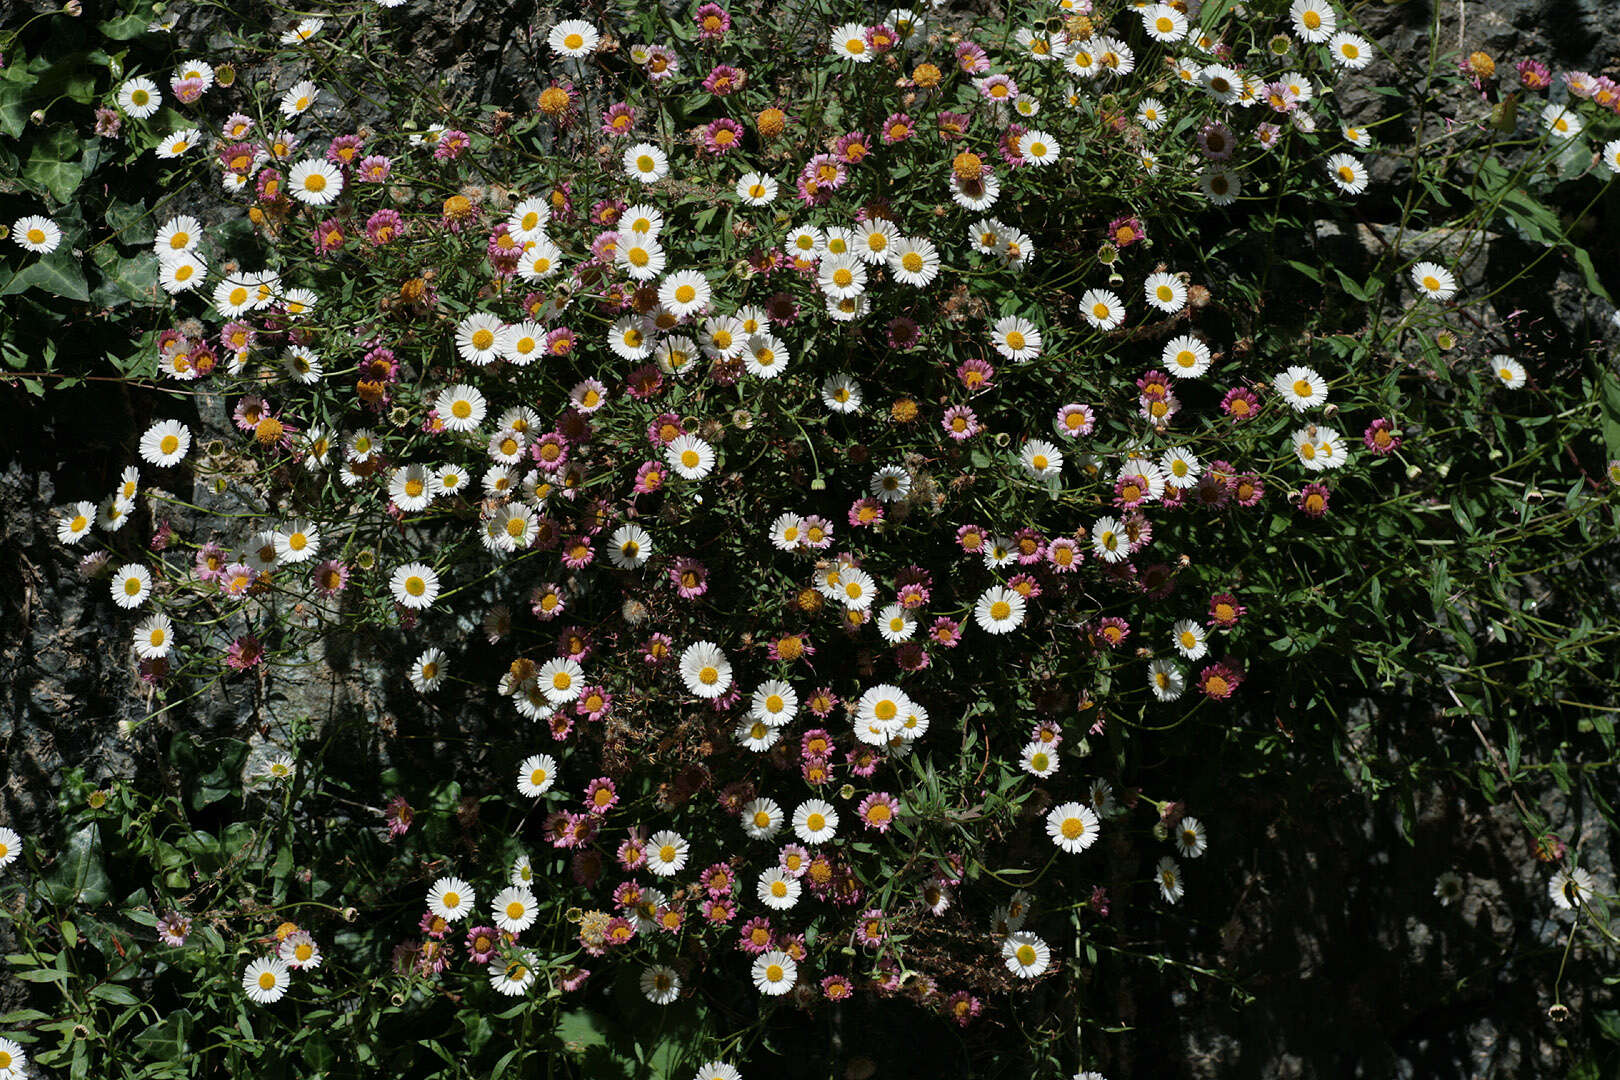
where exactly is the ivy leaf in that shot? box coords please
[0,250,90,302]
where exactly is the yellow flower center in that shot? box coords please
[405,576,426,596]
[451,400,472,419]
[698,665,719,685]
[990,600,1012,620]
[303,173,326,192]
[258,972,277,990]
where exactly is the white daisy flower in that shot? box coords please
[1021,740,1060,778]
[273,519,320,563]
[877,603,916,644]
[1143,272,1187,313]
[752,950,797,995]
[1274,365,1329,410]
[1290,0,1336,41]
[641,964,682,1004]
[750,680,798,726]
[870,464,911,502]
[1175,816,1208,858]
[1148,658,1186,701]
[435,384,487,432]
[1079,288,1126,330]
[12,215,62,254]
[1157,856,1185,903]
[279,80,319,118]
[1549,866,1596,911]
[1046,802,1100,853]
[1020,439,1063,479]
[659,269,710,316]
[1016,129,1060,165]
[117,76,162,118]
[679,641,732,698]
[56,501,95,545]
[1091,516,1129,563]
[287,158,343,206]
[1327,32,1372,69]
[667,435,716,480]
[991,314,1042,360]
[1327,153,1369,195]
[647,829,690,876]
[1490,355,1527,390]
[493,886,538,933]
[1171,618,1208,660]
[537,658,584,703]
[517,753,558,797]
[455,312,507,366]
[624,142,670,184]
[158,251,207,294]
[409,647,447,693]
[609,524,652,569]
[490,950,538,996]
[1159,447,1203,488]
[132,612,174,659]
[1001,931,1051,977]
[744,333,790,378]
[242,956,291,1004]
[426,876,475,921]
[888,236,940,286]
[139,418,191,466]
[757,868,802,911]
[111,563,153,609]
[830,22,873,61]
[388,562,441,609]
[792,799,839,844]
[1163,335,1212,377]
[821,374,862,413]
[741,797,784,839]
[1410,261,1457,300]
[548,19,600,57]
[155,128,202,159]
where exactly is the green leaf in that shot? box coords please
[13,967,71,983]
[98,14,151,39]
[555,1009,612,1054]
[22,126,87,203]
[0,250,89,302]
[90,982,140,1006]
[90,246,159,308]
[47,824,110,907]
[134,1009,193,1061]
[0,66,40,139]
[104,198,156,246]
[1332,267,1373,301]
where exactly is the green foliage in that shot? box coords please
[3,0,1618,1077]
